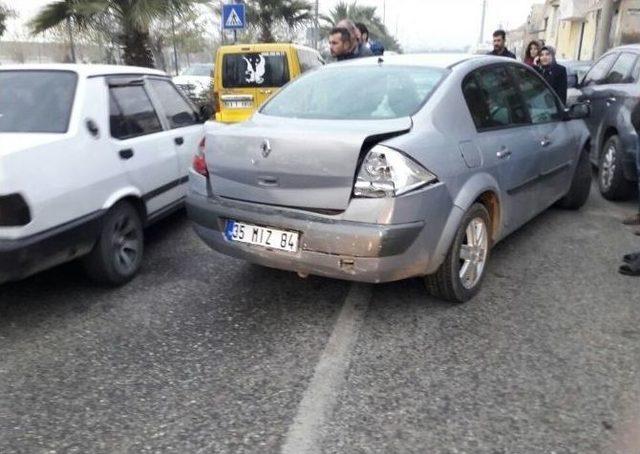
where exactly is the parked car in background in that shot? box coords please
[188,54,591,303]
[213,43,324,124]
[573,45,640,199]
[173,63,214,106]
[0,64,207,285]
[562,59,592,106]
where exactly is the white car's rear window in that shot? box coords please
[0,70,77,133]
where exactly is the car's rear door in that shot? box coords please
[108,78,182,216]
[462,65,542,233]
[578,52,619,157]
[509,64,576,207]
[146,77,203,188]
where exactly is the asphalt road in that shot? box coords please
[1,184,639,454]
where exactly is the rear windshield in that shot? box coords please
[222,52,290,88]
[0,70,77,133]
[261,65,446,120]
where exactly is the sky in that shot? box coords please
[3,0,544,51]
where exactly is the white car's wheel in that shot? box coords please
[83,201,144,285]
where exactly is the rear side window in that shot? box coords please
[582,53,618,86]
[222,52,290,88]
[109,85,163,139]
[0,70,77,133]
[603,53,639,84]
[509,66,562,123]
[147,79,198,129]
[463,66,529,130]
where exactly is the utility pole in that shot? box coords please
[594,0,615,58]
[171,13,179,75]
[383,0,386,26]
[478,0,487,45]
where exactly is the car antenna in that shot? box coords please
[377,57,384,65]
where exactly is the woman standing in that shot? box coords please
[523,40,541,67]
[536,46,568,105]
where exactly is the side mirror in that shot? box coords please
[199,104,214,123]
[565,102,590,120]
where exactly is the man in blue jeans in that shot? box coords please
[619,102,640,275]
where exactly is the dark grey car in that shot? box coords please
[574,45,640,199]
[187,54,591,303]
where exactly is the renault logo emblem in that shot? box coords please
[261,139,271,158]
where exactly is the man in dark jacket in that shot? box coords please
[536,46,568,105]
[488,30,516,59]
[336,19,373,59]
[329,27,357,61]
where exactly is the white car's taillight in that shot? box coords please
[353,145,437,198]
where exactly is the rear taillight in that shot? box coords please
[353,145,437,198]
[0,193,31,227]
[193,138,209,177]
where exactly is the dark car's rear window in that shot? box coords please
[222,52,290,88]
[0,70,78,133]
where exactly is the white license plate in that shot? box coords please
[224,100,252,109]
[224,220,299,253]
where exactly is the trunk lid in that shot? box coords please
[206,114,412,210]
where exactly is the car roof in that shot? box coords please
[613,44,640,52]
[332,53,506,69]
[0,63,167,78]
[219,43,320,53]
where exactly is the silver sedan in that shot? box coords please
[187,54,592,303]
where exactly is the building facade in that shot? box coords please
[517,0,640,61]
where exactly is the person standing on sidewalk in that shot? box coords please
[488,30,516,59]
[523,40,541,67]
[336,19,373,59]
[621,102,640,230]
[618,99,640,275]
[536,46,568,105]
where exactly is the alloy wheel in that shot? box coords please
[111,214,141,276]
[600,144,616,191]
[459,217,489,290]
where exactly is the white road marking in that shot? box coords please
[280,283,372,454]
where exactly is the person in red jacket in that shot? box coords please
[523,40,541,67]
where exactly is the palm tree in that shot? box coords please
[322,1,401,52]
[30,0,201,67]
[0,2,15,38]
[243,0,313,43]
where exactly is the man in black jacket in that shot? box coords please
[488,30,516,59]
[536,46,568,105]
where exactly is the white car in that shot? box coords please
[0,64,206,285]
[173,63,214,105]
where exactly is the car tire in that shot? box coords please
[557,151,591,209]
[82,201,144,286]
[425,203,491,304]
[598,135,633,200]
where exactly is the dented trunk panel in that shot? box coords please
[206,114,412,211]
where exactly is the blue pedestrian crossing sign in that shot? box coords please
[223,4,246,30]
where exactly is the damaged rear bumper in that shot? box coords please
[186,192,432,283]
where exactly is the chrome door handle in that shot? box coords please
[540,137,552,147]
[497,149,512,159]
